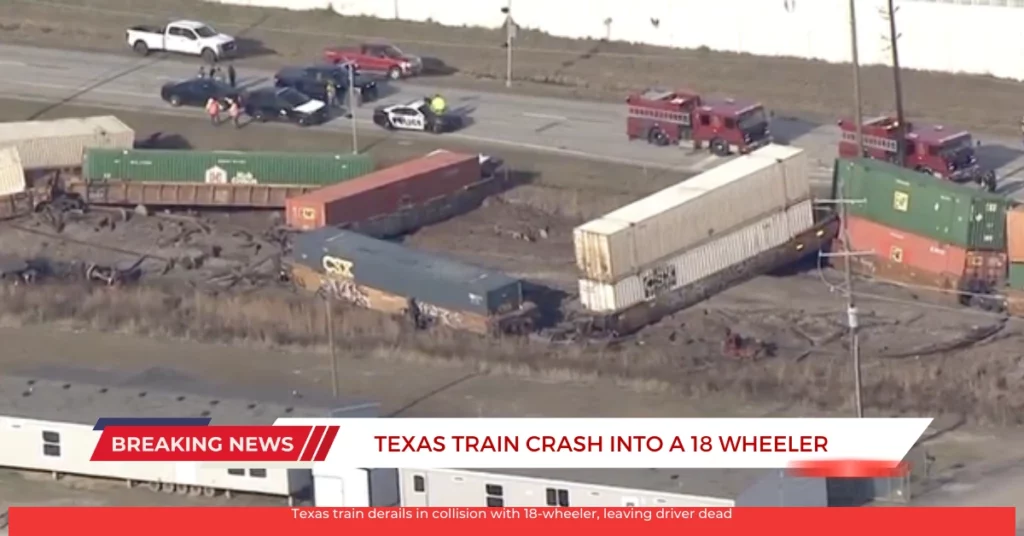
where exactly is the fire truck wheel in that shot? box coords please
[647,128,669,146]
[710,138,730,156]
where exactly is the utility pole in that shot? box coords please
[324,296,339,398]
[884,0,907,160]
[844,0,865,419]
[348,65,359,154]
[502,1,515,88]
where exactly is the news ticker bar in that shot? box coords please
[88,417,928,474]
[7,507,1015,536]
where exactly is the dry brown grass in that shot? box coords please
[0,281,1019,425]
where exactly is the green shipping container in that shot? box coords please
[834,158,1009,250]
[1009,263,1024,289]
[83,149,375,187]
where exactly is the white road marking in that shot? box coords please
[523,112,568,121]
[0,60,25,66]
[6,79,151,99]
[691,155,720,170]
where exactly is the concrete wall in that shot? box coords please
[202,0,1024,80]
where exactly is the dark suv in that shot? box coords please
[274,64,379,105]
[243,88,327,127]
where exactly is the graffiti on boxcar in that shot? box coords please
[320,277,370,308]
[322,255,355,278]
[415,301,464,328]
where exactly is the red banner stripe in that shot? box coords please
[295,426,321,461]
[788,459,909,478]
[313,426,340,461]
[299,426,327,462]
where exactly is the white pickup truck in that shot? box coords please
[126,20,237,63]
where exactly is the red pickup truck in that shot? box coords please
[323,42,423,80]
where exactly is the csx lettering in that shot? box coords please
[322,256,354,278]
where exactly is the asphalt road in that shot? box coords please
[2,43,1024,196]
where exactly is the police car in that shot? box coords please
[372,99,463,133]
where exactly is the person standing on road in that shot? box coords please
[205,97,222,126]
[429,93,447,115]
[198,65,206,78]
[227,98,241,129]
[227,64,237,88]
[325,82,338,109]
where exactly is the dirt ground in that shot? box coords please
[4,0,1024,138]
[0,99,1020,428]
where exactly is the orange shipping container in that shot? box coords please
[285,151,480,231]
[1006,208,1024,262]
[844,215,967,278]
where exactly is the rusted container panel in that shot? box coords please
[0,191,38,221]
[0,146,26,197]
[1006,208,1024,263]
[844,215,967,278]
[285,151,480,231]
[575,145,810,282]
[0,116,134,170]
[964,250,1007,285]
[65,180,314,208]
[579,200,814,312]
[290,228,522,316]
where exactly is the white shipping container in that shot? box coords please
[574,145,810,282]
[579,199,814,312]
[0,146,26,197]
[0,116,134,170]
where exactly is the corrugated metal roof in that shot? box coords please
[0,116,133,144]
[0,146,25,197]
[577,145,804,234]
[0,366,377,426]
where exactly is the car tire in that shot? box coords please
[387,67,402,80]
[710,138,730,156]
[430,122,443,134]
[132,41,149,56]
[200,48,217,64]
[168,95,182,107]
[252,111,266,123]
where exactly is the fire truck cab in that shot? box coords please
[838,115,994,189]
[626,88,772,156]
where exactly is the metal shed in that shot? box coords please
[0,366,377,502]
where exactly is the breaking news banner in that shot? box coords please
[6,506,1016,536]
[89,417,931,477]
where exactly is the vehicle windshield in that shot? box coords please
[940,135,973,155]
[194,25,218,38]
[278,88,310,107]
[381,45,404,58]
[737,108,767,130]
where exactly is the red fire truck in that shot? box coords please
[626,88,772,156]
[837,115,995,189]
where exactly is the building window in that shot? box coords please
[227,468,245,476]
[546,487,571,506]
[485,483,504,507]
[249,469,267,478]
[413,475,426,492]
[42,430,61,457]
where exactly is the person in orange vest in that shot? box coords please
[205,97,221,126]
[227,98,241,129]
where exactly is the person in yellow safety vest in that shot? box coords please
[429,94,446,115]
[205,97,222,126]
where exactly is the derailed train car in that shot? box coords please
[288,229,536,335]
[572,145,837,337]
